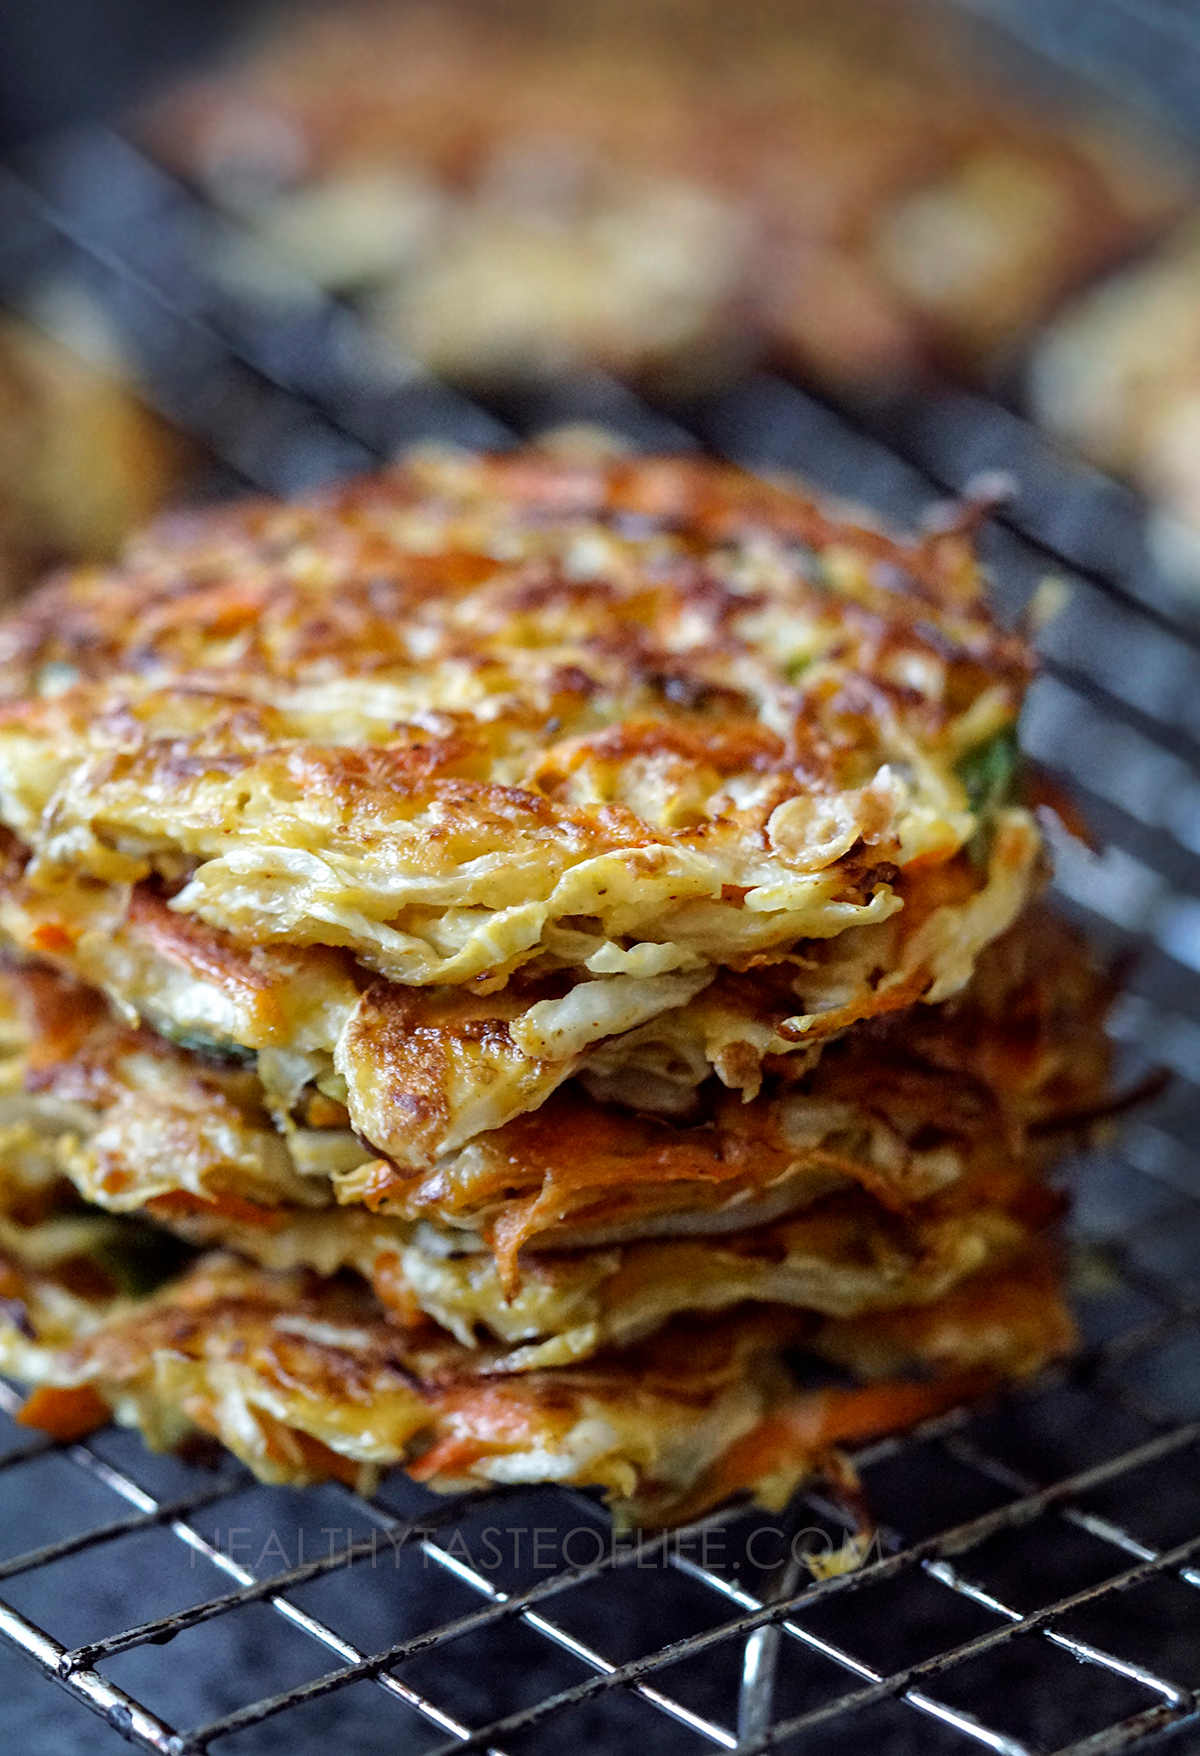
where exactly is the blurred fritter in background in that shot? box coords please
[0,0,1199,583]
[139,0,1192,390]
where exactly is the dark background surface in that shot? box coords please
[3,0,1200,149]
[0,0,242,150]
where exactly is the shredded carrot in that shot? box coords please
[778,1376,978,1450]
[304,1092,349,1129]
[187,1396,363,1487]
[148,1191,287,1230]
[692,1374,980,1513]
[371,1252,432,1328]
[407,1435,489,1481]
[29,921,77,954]
[17,1384,110,1441]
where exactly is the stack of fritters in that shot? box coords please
[0,446,1108,1524]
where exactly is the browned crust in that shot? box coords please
[0,452,1032,705]
[345,905,1112,1266]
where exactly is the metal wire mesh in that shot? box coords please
[0,25,1197,1746]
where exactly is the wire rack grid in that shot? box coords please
[0,60,1196,1756]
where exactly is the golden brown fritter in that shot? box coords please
[0,448,1042,1161]
[0,900,1108,1357]
[7,1244,1072,1524]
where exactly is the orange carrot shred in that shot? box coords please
[17,1384,110,1441]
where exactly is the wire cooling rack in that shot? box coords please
[0,27,1198,1750]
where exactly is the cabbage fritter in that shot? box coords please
[4,959,1057,1364]
[0,809,1039,1166]
[8,1245,1072,1524]
[0,903,1108,1274]
[0,449,1042,1159]
[171,1183,1057,1371]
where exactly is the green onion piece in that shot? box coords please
[957,726,1020,820]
